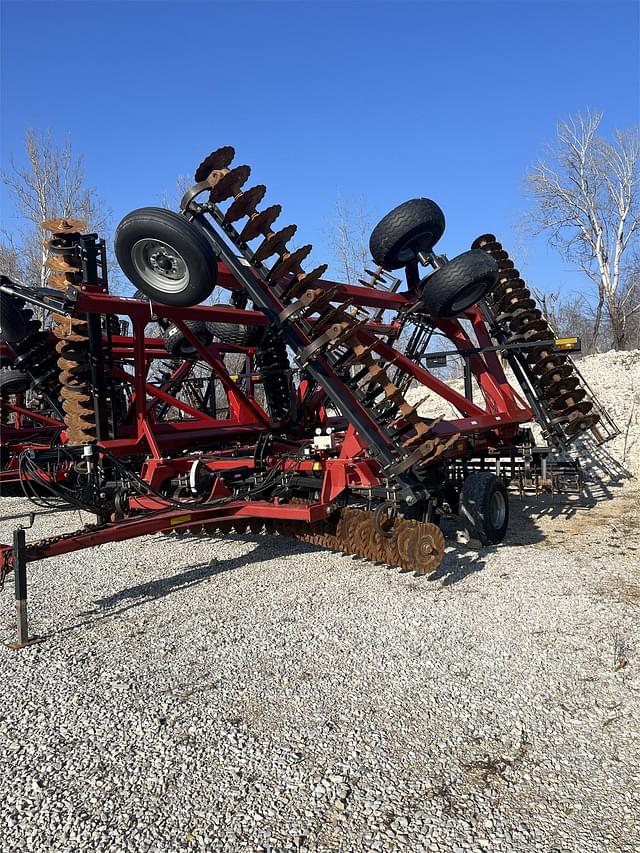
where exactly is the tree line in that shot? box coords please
[2,114,639,352]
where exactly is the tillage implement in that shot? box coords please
[0,146,618,643]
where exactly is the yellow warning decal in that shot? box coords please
[554,337,580,350]
[170,514,192,526]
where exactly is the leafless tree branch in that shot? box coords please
[525,110,640,350]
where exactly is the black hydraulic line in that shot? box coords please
[463,357,473,401]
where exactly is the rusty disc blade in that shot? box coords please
[62,400,95,416]
[471,234,498,250]
[46,256,80,273]
[565,412,599,436]
[549,388,587,411]
[491,249,509,262]
[194,146,235,182]
[539,364,574,387]
[494,280,527,300]
[209,165,251,203]
[496,268,521,283]
[63,409,95,427]
[223,185,267,223]
[495,289,532,312]
[507,327,545,345]
[531,353,567,375]
[544,375,580,398]
[289,264,328,292]
[508,311,545,333]
[253,224,297,262]
[393,519,418,568]
[239,205,282,242]
[41,217,86,234]
[412,523,445,575]
[351,514,374,558]
[269,245,313,280]
[47,274,75,291]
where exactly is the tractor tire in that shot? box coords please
[460,472,509,545]
[369,198,446,270]
[0,367,31,395]
[0,292,28,343]
[421,250,498,317]
[208,319,264,347]
[115,207,218,306]
[163,321,213,358]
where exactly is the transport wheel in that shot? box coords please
[421,250,498,317]
[369,198,446,270]
[115,207,218,306]
[163,321,213,357]
[0,292,28,343]
[460,472,509,545]
[0,367,31,394]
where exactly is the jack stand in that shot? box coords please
[6,527,41,650]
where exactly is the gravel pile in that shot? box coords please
[1,350,639,853]
[407,349,640,479]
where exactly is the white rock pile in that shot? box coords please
[407,349,640,480]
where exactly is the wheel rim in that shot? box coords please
[449,279,489,313]
[489,490,506,529]
[131,238,190,293]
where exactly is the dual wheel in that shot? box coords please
[369,198,498,315]
[459,472,509,545]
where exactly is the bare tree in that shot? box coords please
[329,194,372,283]
[160,174,193,211]
[526,111,640,350]
[0,243,23,282]
[530,286,603,355]
[1,128,112,289]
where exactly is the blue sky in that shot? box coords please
[1,0,638,298]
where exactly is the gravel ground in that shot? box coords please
[1,481,639,853]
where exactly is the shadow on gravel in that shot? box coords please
[428,546,494,586]
[48,466,635,637]
[56,535,324,633]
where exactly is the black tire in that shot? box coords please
[421,250,498,317]
[369,198,446,270]
[459,472,509,545]
[0,292,28,343]
[163,321,213,358]
[114,207,218,306]
[0,367,30,395]
[208,319,264,348]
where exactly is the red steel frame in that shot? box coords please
[0,259,535,564]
